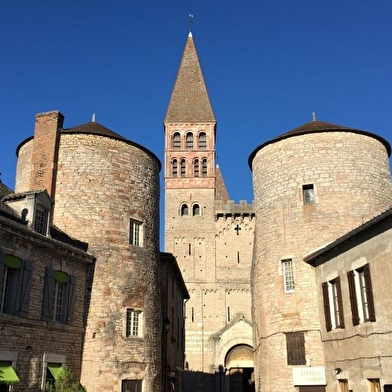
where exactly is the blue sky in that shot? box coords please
[1,0,392,207]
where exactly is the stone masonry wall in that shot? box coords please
[16,133,162,392]
[251,131,392,392]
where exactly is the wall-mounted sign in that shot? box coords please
[292,367,326,386]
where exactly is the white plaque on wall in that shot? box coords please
[292,367,326,386]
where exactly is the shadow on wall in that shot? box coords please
[182,368,255,392]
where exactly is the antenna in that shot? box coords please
[92,113,96,122]
[312,112,316,121]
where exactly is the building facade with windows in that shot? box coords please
[164,32,255,392]
[249,121,392,392]
[305,207,392,392]
[13,111,163,392]
[0,181,95,391]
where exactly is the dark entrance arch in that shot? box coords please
[225,345,255,392]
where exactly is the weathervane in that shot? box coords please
[189,12,194,31]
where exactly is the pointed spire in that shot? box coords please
[164,33,215,123]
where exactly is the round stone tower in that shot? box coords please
[249,120,392,392]
[15,111,162,392]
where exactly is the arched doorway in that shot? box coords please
[225,345,255,392]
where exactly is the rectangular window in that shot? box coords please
[347,263,375,325]
[302,184,315,205]
[282,259,295,293]
[368,379,381,392]
[42,267,75,324]
[126,309,142,337]
[338,380,349,392]
[322,277,345,331]
[45,363,63,389]
[34,206,48,235]
[0,255,32,318]
[122,380,142,392]
[286,332,306,365]
[129,219,142,246]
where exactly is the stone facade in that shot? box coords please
[0,183,94,391]
[249,125,392,392]
[305,207,392,391]
[14,112,163,392]
[164,33,255,392]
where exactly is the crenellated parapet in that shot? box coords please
[214,200,254,220]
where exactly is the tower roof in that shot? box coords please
[164,32,216,123]
[248,120,391,169]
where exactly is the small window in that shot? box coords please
[194,159,200,177]
[180,159,186,177]
[368,379,381,392]
[286,332,306,365]
[198,132,207,150]
[186,132,194,150]
[282,259,294,293]
[0,254,32,318]
[122,380,142,392]
[172,132,181,149]
[338,379,349,392]
[192,204,200,216]
[45,363,63,388]
[42,267,75,324]
[172,159,178,177]
[125,309,142,337]
[180,204,189,216]
[129,219,142,246]
[202,159,207,177]
[34,206,48,235]
[347,263,375,325]
[322,277,345,331]
[302,184,315,205]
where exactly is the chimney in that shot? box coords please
[29,110,64,199]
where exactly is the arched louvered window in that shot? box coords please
[192,204,200,216]
[172,132,181,149]
[194,159,200,177]
[180,204,189,216]
[172,159,178,177]
[202,158,207,177]
[186,132,194,150]
[180,159,186,177]
[198,132,207,150]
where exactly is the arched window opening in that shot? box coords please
[186,132,194,150]
[172,159,178,177]
[202,158,208,177]
[172,132,181,149]
[198,132,207,150]
[194,159,200,177]
[193,204,200,216]
[180,159,186,177]
[180,204,189,216]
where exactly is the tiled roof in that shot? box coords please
[249,120,391,168]
[164,32,216,123]
[63,121,127,141]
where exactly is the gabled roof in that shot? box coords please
[248,120,391,168]
[164,32,216,123]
